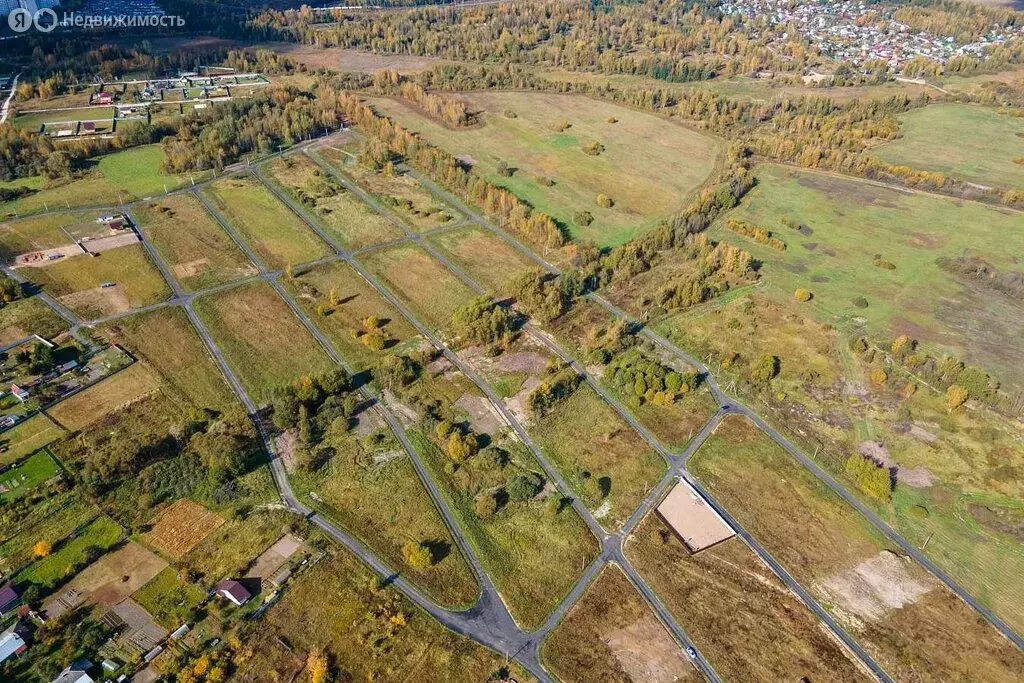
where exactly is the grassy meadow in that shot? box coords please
[426,225,538,295]
[873,104,1024,188]
[712,163,1024,388]
[202,176,333,270]
[134,194,258,291]
[192,282,336,406]
[689,415,1024,682]
[368,91,721,246]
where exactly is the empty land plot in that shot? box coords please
[360,243,477,330]
[94,144,196,199]
[192,282,335,406]
[714,163,1024,388]
[282,260,421,372]
[100,308,238,410]
[0,414,64,466]
[0,211,104,261]
[265,155,404,250]
[0,173,125,217]
[202,176,332,270]
[0,493,95,574]
[134,194,257,291]
[258,43,443,73]
[47,363,162,432]
[318,146,462,232]
[0,297,70,343]
[230,551,532,683]
[531,384,666,529]
[408,429,599,629]
[142,499,225,559]
[16,514,124,589]
[368,91,721,246]
[132,566,207,629]
[0,449,61,502]
[27,244,172,319]
[689,415,1024,682]
[873,104,1024,188]
[426,225,537,294]
[541,565,697,683]
[289,427,480,609]
[626,514,869,682]
[11,107,114,131]
[182,509,305,589]
[45,542,167,610]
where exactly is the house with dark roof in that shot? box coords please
[0,582,20,617]
[52,659,94,683]
[214,579,251,607]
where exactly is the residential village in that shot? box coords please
[720,0,1024,70]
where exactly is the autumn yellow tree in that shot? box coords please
[33,540,52,557]
[307,649,328,683]
[946,384,969,411]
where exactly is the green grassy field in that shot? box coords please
[318,146,463,233]
[0,414,64,466]
[0,297,69,344]
[290,425,481,609]
[368,91,721,246]
[0,146,203,218]
[281,260,421,373]
[714,163,1024,388]
[132,566,208,629]
[0,211,107,261]
[426,226,537,294]
[192,282,336,406]
[0,449,61,502]
[541,565,697,683]
[28,244,172,319]
[626,516,868,681]
[408,430,599,630]
[690,415,1024,682]
[265,155,405,250]
[181,509,298,588]
[231,549,532,683]
[873,104,1024,188]
[134,194,258,291]
[361,243,478,330]
[202,176,333,270]
[11,107,114,131]
[15,514,124,589]
[0,493,95,576]
[100,307,239,410]
[531,384,666,529]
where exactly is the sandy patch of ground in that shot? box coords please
[898,466,936,488]
[909,422,939,442]
[495,350,548,374]
[426,355,454,375]
[593,500,612,520]
[173,258,211,279]
[605,614,695,682]
[276,429,300,473]
[454,393,505,435]
[372,449,404,467]
[82,233,139,254]
[351,406,385,437]
[384,390,419,426]
[61,284,130,316]
[506,376,542,426]
[817,550,933,625]
[246,533,304,583]
[858,440,894,467]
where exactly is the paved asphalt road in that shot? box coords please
[6,131,1018,681]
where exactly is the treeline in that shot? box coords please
[726,219,786,251]
[371,70,475,127]
[337,90,567,248]
[161,85,345,172]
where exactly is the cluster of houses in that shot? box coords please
[720,0,1024,71]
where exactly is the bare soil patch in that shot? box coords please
[43,542,166,617]
[143,499,225,559]
[61,284,130,317]
[605,613,693,682]
[454,393,504,435]
[276,429,300,473]
[256,43,441,73]
[817,550,933,625]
